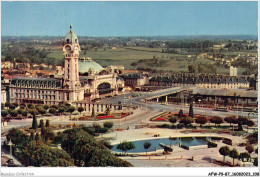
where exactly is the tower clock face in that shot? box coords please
[74,46,79,52]
[65,45,71,53]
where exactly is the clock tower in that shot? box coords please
[63,24,81,101]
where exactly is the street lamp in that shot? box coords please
[8,140,13,157]
[198,99,201,107]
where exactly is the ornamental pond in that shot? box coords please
[111,136,222,153]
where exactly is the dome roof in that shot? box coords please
[64,24,79,44]
[78,57,104,74]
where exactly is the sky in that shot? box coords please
[1,1,258,37]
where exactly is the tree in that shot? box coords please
[253,158,258,167]
[5,102,10,108]
[43,105,49,110]
[32,112,38,129]
[42,127,54,141]
[143,141,151,155]
[46,119,50,127]
[30,131,35,140]
[38,108,46,115]
[179,117,194,126]
[61,128,132,167]
[1,103,5,110]
[6,128,30,149]
[169,117,177,124]
[68,106,76,114]
[246,145,254,154]
[91,106,96,119]
[28,109,38,115]
[9,104,16,110]
[10,110,18,117]
[49,108,56,114]
[117,141,136,154]
[229,148,239,166]
[27,103,35,109]
[101,140,113,149]
[188,103,194,118]
[210,116,223,126]
[20,141,74,167]
[21,110,28,117]
[20,105,26,110]
[224,116,237,126]
[50,105,58,109]
[103,121,113,129]
[58,107,66,115]
[246,120,255,132]
[239,152,251,167]
[178,109,183,118]
[195,116,208,126]
[219,146,230,162]
[1,110,9,118]
[17,109,22,115]
[237,116,248,131]
[39,119,44,129]
[77,107,84,115]
[35,132,41,142]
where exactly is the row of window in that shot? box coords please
[12,83,59,89]
[11,89,63,100]
[14,89,58,95]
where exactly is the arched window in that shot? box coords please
[75,39,77,43]
[67,39,70,43]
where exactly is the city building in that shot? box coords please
[230,66,238,76]
[121,73,149,89]
[192,88,258,107]
[1,86,7,104]
[148,73,249,89]
[9,25,124,105]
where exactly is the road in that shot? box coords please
[100,87,258,122]
[1,87,258,134]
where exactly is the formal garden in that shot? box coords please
[1,102,132,123]
[2,110,132,167]
[150,103,256,134]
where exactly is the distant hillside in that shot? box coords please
[2,35,258,41]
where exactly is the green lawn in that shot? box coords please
[47,50,63,60]
[43,47,250,73]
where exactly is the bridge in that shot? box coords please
[144,86,195,103]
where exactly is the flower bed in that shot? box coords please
[154,117,167,121]
[97,115,115,119]
[121,112,132,118]
[79,116,90,120]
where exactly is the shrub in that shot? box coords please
[10,110,18,117]
[103,121,113,129]
[43,105,49,110]
[17,109,23,114]
[38,108,46,115]
[50,105,58,109]
[169,117,177,124]
[49,108,57,114]
[1,110,9,118]
[9,104,16,110]
[195,116,208,126]
[27,103,35,109]
[179,117,194,126]
[97,127,108,133]
[210,116,223,126]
